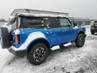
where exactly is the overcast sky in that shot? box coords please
[0,0,97,19]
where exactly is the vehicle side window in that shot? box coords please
[47,18,60,28]
[21,17,45,28]
[59,18,71,27]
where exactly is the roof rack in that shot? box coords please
[11,9,69,17]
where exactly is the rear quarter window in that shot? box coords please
[20,17,45,28]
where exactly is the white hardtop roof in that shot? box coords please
[11,9,69,17]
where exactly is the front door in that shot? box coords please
[59,18,76,43]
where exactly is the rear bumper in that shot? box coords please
[8,48,27,56]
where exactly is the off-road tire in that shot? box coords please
[75,33,85,47]
[27,42,49,65]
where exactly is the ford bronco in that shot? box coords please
[0,9,86,65]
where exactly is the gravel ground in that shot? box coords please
[0,25,97,73]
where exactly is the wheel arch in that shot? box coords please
[27,38,50,53]
[75,31,86,41]
[78,31,85,35]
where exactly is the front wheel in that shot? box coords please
[75,33,86,47]
[27,43,49,65]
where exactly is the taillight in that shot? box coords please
[15,35,20,44]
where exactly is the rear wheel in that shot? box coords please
[27,42,49,65]
[75,33,85,47]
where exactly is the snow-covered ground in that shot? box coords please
[0,25,97,73]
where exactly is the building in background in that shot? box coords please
[69,17,92,26]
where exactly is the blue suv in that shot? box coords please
[0,13,86,65]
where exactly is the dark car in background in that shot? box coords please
[0,9,86,65]
[91,21,97,34]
